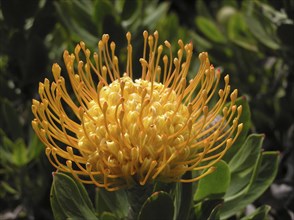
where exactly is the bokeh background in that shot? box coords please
[0,0,293,219]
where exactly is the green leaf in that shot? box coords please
[95,187,111,215]
[223,96,251,163]
[229,134,264,173]
[208,202,223,220]
[11,139,28,166]
[227,13,258,51]
[189,31,213,51]
[194,160,230,201]
[0,131,15,163]
[67,0,96,29]
[114,0,126,15]
[50,184,68,220]
[194,199,223,220]
[143,1,170,29]
[96,188,129,218]
[51,172,97,220]
[240,205,271,220]
[0,130,32,167]
[138,191,174,220]
[100,212,118,220]
[195,16,226,44]
[220,151,279,219]
[245,16,280,50]
[1,181,18,195]
[226,134,264,197]
[121,0,143,32]
[156,13,189,44]
[27,132,43,161]
[236,171,259,196]
[54,1,98,45]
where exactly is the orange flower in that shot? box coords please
[32,31,242,191]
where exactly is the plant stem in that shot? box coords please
[127,183,153,220]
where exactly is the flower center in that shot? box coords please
[77,76,192,184]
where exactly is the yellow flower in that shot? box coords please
[32,31,243,191]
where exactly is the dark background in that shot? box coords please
[0,0,293,219]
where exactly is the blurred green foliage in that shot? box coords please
[0,0,293,219]
[190,1,294,154]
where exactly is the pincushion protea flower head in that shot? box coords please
[32,31,243,191]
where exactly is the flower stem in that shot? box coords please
[127,183,153,220]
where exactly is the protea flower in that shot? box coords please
[32,31,243,191]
